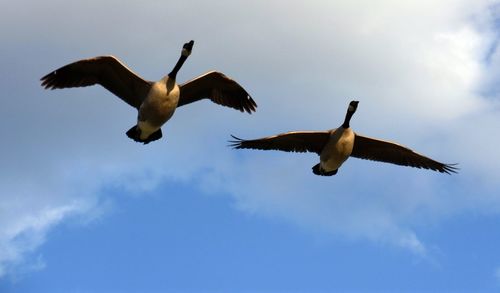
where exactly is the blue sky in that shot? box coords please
[1,0,500,292]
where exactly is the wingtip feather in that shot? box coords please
[441,163,459,174]
[228,135,245,148]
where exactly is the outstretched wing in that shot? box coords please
[178,71,257,113]
[351,134,458,174]
[41,55,152,109]
[230,131,330,154]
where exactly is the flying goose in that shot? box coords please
[41,40,257,144]
[230,101,457,176]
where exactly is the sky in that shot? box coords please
[1,0,500,292]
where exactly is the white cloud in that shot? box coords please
[0,203,80,278]
[1,0,500,278]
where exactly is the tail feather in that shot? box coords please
[312,163,338,176]
[126,126,162,144]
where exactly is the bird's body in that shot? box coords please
[231,101,457,176]
[320,128,354,173]
[41,40,257,144]
[136,77,179,140]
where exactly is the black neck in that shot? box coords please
[342,110,355,129]
[168,54,188,79]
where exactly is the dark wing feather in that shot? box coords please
[178,71,257,113]
[351,134,458,174]
[40,55,152,109]
[230,131,330,154]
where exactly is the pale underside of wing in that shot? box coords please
[41,55,152,109]
[230,131,330,154]
[178,71,257,114]
[351,134,458,174]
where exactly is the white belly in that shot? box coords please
[137,120,161,140]
[320,154,348,172]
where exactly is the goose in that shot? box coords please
[230,101,457,176]
[41,40,257,144]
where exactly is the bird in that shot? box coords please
[230,100,457,176]
[41,40,257,144]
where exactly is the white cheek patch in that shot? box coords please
[348,105,355,111]
[181,48,191,56]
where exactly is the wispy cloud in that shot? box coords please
[0,204,80,278]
